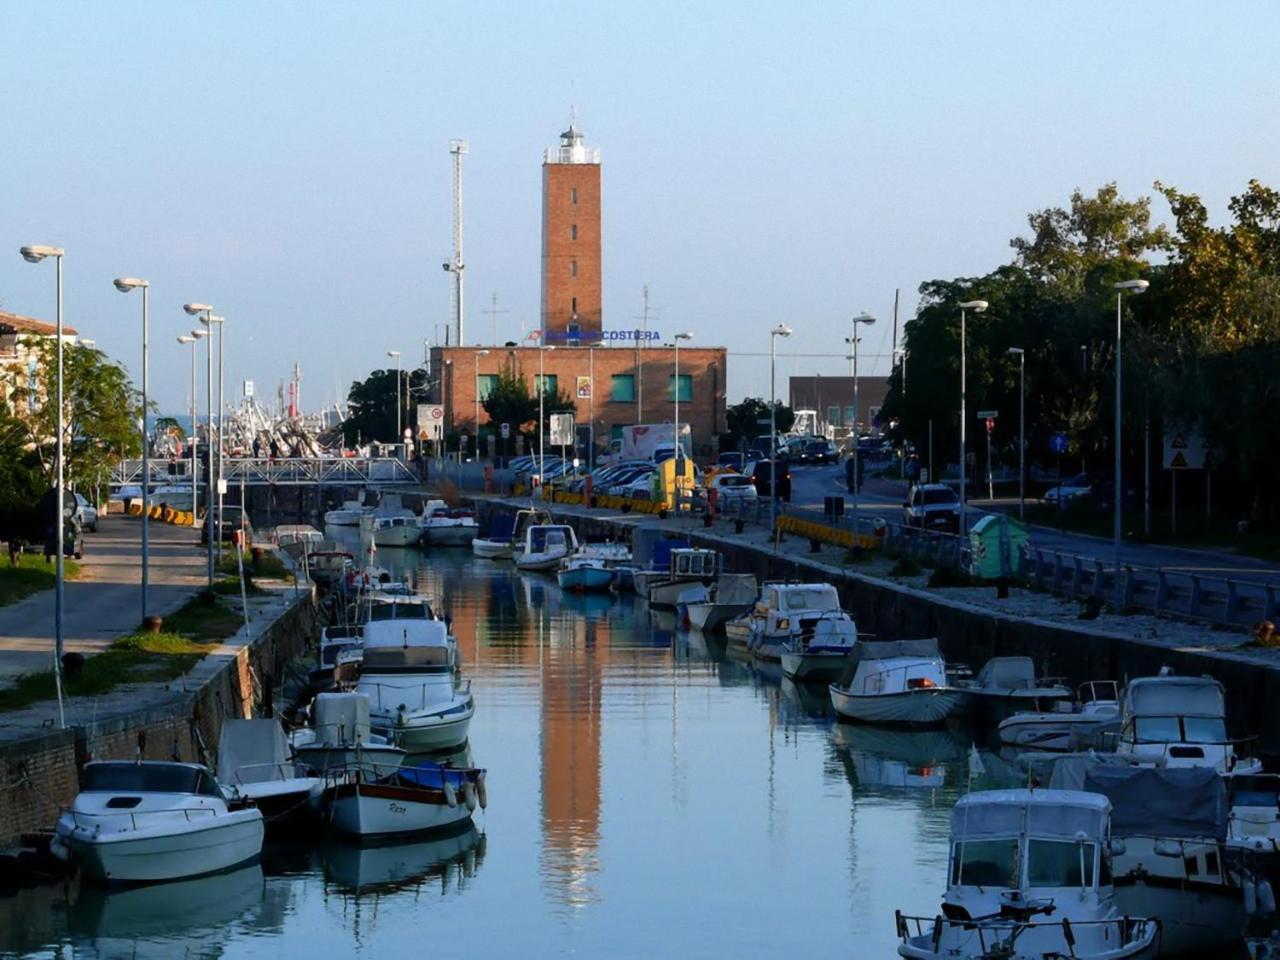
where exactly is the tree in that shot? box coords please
[722,398,794,452]
[342,368,429,446]
[481,369,539,446]
[2,340,142,493]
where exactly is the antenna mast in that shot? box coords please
[449,139,469,347]
[482,292,510,345]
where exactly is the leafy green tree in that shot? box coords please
[342,368,429,445]
[722,398,794,452]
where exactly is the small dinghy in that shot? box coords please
[326,760,487,839]
[216,719,323,826]
[50,761,264,884]
[829,639,964,726]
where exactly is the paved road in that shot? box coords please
[0,515,210,688]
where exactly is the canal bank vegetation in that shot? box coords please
[880,178,1280,536]
[0,591,242,713]
[0,555,82,607]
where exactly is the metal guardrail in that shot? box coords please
[111,457,418,487]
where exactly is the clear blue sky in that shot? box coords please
[3,1,1277,413]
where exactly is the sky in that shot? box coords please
[3,1,1278,414]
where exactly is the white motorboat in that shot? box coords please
[557,542,632,592]
[324,498,370,527]
[778,611,859,681]
[290,692,407,778]
[684,574,758,632]
[514,523,580,572]
[368,514,421,548]
[326,761,486,839]
[726,582,854,665]
[1113,672,1261,774]
[998,681,1121,752]
[957,656,1072,722]
[829,639,964,726]
[356,619,473,753]
[216,719,322,825]
[419,499,479,547]
[643,548,720,609]
[472,508,549,560]
[50,761,264,884]
[1226,773,1280,859]
[895,788,1159,960]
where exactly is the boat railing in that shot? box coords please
[65,806,221,832]
[1079,679,1120,704]
[1114,715,1258,760]
[894,911,1158,952]
[225,760,303,785]
[361,679,471,712]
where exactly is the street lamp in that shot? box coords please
[957,300,989,535]
[202,314,226,566]
[184,303,215,586]
[538,345,556,486]
[178,334,200,527]
[473,349,490,459]
[387,350,402,442]
[19,244,67,728]
[1007,347,1025,520]
[1113,278,1150,601]
[114,277,151,620]
[845,312,876,532]
[673,332,693,467]
[769,324,792,536]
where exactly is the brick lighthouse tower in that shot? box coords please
[541,116,602,343]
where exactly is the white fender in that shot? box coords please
[1259,878,1276,915]
[476,771,488,810]
[1245,878,1258,915]
[443,779,458,808]
[463,781,478,812]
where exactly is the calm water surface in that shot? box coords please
[3,545,1000,959]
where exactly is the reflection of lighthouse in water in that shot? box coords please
[539,604,604,908]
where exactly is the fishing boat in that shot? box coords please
[684,574,758,632]
[326,760,486,839]
[49,761,265,884]
[957,656,1072,722]
[514,524,580,572]
[290,692,407,779]
[997,681,1121,752]
[356,619,473,753]
[419,499,479,547]
[895,788,1159,959]
[1113,672,1261,774]
[472,508,549,560]
[557,543,632,592]
[643,548,721,609]
[828,639,964,726]
[215,719,323,825]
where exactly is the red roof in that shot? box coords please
[0,310,78,337]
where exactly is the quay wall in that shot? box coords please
[0,590,319,848]
[477,501,1280,755]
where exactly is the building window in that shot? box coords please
[571,188,578,205]
[535,374,558,396]
[477,374,498,402]
[611,374,635,402]
[571,224,578,241]
[571,297,578,317]
[667,374,692,403]
[827,405,841,426]
[844,405,855,425]
[570,260,578,278]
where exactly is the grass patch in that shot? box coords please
[212,576,266,597]
[216,551,292,582]
[0,555,82,606]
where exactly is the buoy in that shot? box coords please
[1260,878,1276,915]
[463,781,478,812]
[443,779,458,808]
[476,771,488,810]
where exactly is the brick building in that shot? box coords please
[542,121,602,341]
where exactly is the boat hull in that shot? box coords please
[829,685,963,726]
[1112,876,1246,957]
[372,527,421,548]
[377,708,473,753]
[780,650,851,682]
[997,713,1112,752]
[557,566,615,592]
[648,578,715,610]
[65,810,264,884]
[471,538,513,560]
[328,781,474,838]
[515,551,568,572]
[422,525,477,547]
[687,601,753,633]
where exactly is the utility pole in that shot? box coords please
[482,292,509,346]
[636,285,651,423]
[447,139,469,346]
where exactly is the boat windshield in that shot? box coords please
[82,763,220,796]
[368,602,432,621]
[1183,717,1228,743]
[1133,715,1227,743]
[951,839,1019,888]
[1027,839,1096,888]
[783,588,839,612]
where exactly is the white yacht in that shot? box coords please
[50,761,264,884]
[356,619,473,753]
[419,499,479,547]
[1114,673,1261,774]
[998,681,1121,752]
[290,691,407,778]
[829,639,964,726]
[895,789,1159,960]
[957,656,1072,722]
[514,524,579,572]
[215,719,322,824]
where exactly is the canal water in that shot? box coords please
[2,547,1004,959]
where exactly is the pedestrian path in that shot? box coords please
[0,515,209,689]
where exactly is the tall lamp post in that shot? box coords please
[183,303,215,586]
[473,349,490,459]
[673,332,693,465]
[846,312,876,531]
[1007,347,1026,520]
[113,278,150,619]
[1113,279,1150,600]
[19,244,67,728]
[202,314,226,564]
[178,334,200,527]
[387,350,402,443]
[957,300,989,535]
[769,324,792,536]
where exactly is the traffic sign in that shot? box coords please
[1050,433,1069,454]
[500,422,511,439]
[550,413,575,447]
[1163,424,1206,469]
[985,417,995,435]
[417,403,444,441]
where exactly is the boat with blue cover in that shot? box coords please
[326,760,487,839]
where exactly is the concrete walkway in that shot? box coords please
[0,514,210,689]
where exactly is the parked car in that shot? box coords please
[803,439,838,465]
[902,484,960,533]
[73,492,99,533]
[201,505,254,546]
[708,472,759,511]
[747,458,792,501]
[1042,473,1093,505]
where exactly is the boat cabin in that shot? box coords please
[668,548,719,580]
[80,760,223,798]
[524,525,579,555]
[359,620,453,672]
[836,638,947,697]
[1116,674,1257,772]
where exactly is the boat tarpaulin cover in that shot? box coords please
[951,789,1109,842]
[1082,765,1227,841]
[973,657,1037,690]
[217,719,292,786]
[836,638,941,686]
[1125,676,1225,718]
